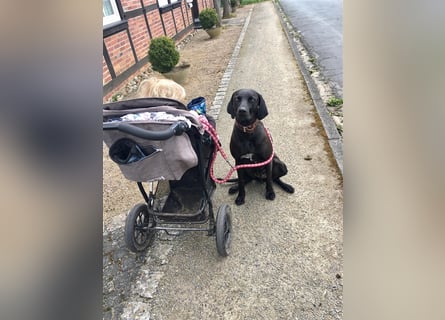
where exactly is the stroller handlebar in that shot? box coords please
[103,120,190,140]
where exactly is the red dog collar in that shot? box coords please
[235,119,260,133]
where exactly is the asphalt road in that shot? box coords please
[279,0,343,96]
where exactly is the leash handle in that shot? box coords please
[198,115,274,184]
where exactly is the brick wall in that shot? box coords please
[103,0,214,102]
[104,31,136,78]
[128,15,151,61]
[121,0,141,11]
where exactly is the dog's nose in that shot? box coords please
[238,108,247,114]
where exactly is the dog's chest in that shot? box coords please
[230,132,269,161]
[238,138,257,154]
[231,135,254,152]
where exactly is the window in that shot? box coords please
[158,0,181,8]
[103,0,121,26]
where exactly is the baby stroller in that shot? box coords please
[103,97,232,257]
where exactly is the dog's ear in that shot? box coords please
[226,92,236,119]
[257,93,269,120]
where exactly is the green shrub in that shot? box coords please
[240,0,265,4]
[326,97,343,107]
[199,8,218,30]
[148,36,180,73]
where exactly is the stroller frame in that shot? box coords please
[103,98,232,257]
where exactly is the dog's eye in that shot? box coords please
[248,96,257,103]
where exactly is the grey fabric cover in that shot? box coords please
[103,105,202,182]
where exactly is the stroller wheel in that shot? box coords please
[125,203,156,253]
[215,204,232,257]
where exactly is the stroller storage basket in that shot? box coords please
[104,121,197,182]
[103,98,201,182]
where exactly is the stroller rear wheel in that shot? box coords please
[125,203,156,252]
[215,204,232,257]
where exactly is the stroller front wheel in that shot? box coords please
[125,203,156,252]
[215,204,232,257]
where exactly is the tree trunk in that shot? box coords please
[222,0,231,19]
[213,0,222,27]
[234,0,240,11]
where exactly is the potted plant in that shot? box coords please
[199,8,221,39]
[148,36,190,84]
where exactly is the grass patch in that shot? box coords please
[111,93,123,102]
[241,0,268,4]
[326,97,343,107]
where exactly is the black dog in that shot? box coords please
[227,89,294,205]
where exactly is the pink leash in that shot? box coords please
[198,115,274,184]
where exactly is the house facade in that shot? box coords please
[103,0,215,101]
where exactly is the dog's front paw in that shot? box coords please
[235,194,245,205]
[266,190,276,200]
[284,185,295,194]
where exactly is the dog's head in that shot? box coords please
[227,89,268,125]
